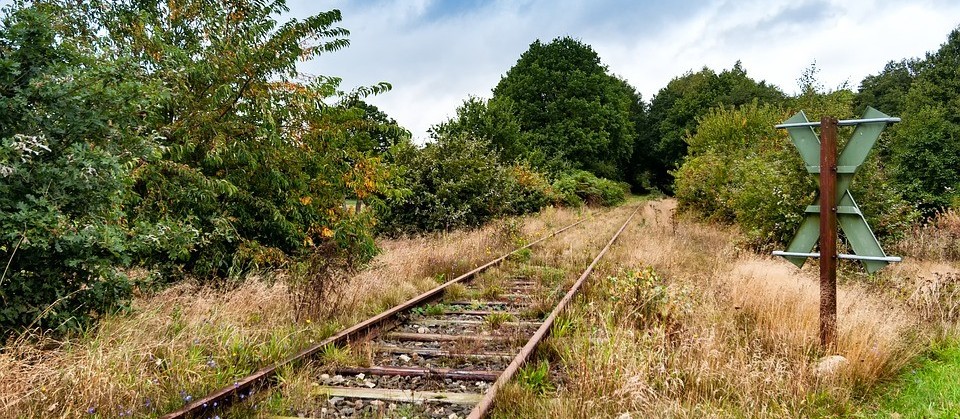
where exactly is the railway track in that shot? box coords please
[163,205,639,418]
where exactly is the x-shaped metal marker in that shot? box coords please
[776,107,899,273]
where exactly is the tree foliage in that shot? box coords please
[340,99,410,155]
[430,96,525,161]
[84,0,395,277]
[0,2,155,331]
[0,0,401,333]
[854,59,920,117]
[884,27,960,212]
[552,170,627,207]
[647,62,785,191]
[674,103,915,249]
[492,37,639,181]
[377,135,552,235]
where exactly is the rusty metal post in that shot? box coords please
[819,117,838,348]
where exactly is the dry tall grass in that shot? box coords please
[494,199,943,418]
[6,199,949,418]
[0,205,585,418]
[893,208,960,262]
[1,280,300,417]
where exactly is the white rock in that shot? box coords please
[356,373,366,380]
[418,326,429,334]
[364,380,376,388]
[319,373,330,380]
[814,355,849,377]
[617,413,633,419]
[398,354,412,362]
[448,414,460,419]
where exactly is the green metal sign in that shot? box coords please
[777,107,899,273]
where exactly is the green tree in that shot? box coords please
[492,37,638,180]
[87,0,394,276]
[647,62,785,191]
[854,59,920,116]
[887,27,960,212]
[0,2,158,332]
[791,61,856,120]
[430,96,525,161]
[340,99,410,155]
[0,0,404,332]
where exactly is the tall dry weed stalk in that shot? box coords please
[288,246,353,322]
[894,208,960,261]
[907,272,960,325]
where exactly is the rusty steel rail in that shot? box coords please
[468,205,641,419]
[162,217,586,419]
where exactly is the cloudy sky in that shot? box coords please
[282,0,960,141]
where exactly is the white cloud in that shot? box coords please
[4,0,953,140]
[289,0,960,141]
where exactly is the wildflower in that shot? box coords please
[206,358,216,368]
[86,407,95,415]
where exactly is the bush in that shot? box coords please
[674,103,916,249]
[504,164,555,215]
[376,136,555,234]
[0,6,149,332]
[552,170,627,207]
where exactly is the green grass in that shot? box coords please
[868,340,960,418]
[517,360,555,395]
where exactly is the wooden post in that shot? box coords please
[819,117,838,348]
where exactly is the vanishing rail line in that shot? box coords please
[164,205,639,418]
